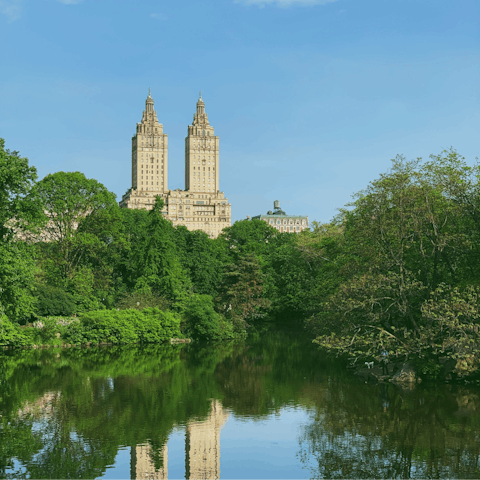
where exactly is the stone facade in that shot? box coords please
[119,91,232,238]
[253,200,308,233]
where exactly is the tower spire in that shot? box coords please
[145,88,154,112]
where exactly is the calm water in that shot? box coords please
[1,329,479,479]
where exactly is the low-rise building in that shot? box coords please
[253,200,308,233]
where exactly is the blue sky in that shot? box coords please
[1,0,479,223]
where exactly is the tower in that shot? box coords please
[185,93,219,193]
[132,89,168,193]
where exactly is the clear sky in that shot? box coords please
[1,0,478,223]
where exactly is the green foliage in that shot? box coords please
[62,308,182,345]
[220,218,277,260]
[182,294,233,341]
[130,197,192,302]
[115,289,170,311]
[306,150,480,376]
[32,171,122,293]
[217,253,270,333]
[0,139,44,323]
[0,138,45,241]
[0,242,37,323]
[34,285,76,317]
[0,316,32,347]
[174,227,226,297]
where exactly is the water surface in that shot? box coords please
[1,330,479,479]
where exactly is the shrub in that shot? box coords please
[75,310,138,345]
[182,294,224,341]
[62,308,182,345]
[34,285,76,317]
[115,290,170,311]
[0,315,32,347]
[130,308,182,343]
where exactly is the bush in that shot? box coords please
[0,315,32,347]
[62,308,182,345]
[115,290,170,311]
[131,308,182,343]
[182,294,225,341]
[34,285,76,317]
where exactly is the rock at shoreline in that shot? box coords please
[390,361,420,385]
[170,338,191,344]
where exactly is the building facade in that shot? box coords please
[253,200,308,233]
[119,91,232,238]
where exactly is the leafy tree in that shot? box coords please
[0,139,45,322]
[182,294,227,341]
[220,218,278,260]
[217,253,270,333]
[131,197,191,302]
[308,150,480,373]
[32,171,120,283]
[0,138,44,241]
[174,227,226,297]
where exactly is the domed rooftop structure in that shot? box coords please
[146,87,154,103]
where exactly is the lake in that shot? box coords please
[1,328,479,479]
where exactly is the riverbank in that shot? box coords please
[350,357,480,386]
[0,310,187,348]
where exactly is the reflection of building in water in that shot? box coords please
[18,391,61,418]
[131,400,228,480]
[132,443,168,480]
[185,400,229,480]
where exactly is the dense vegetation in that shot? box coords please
[0,138,479,378]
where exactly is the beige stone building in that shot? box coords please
[119,91,232,238]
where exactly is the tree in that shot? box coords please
[132,197,191,302]
[0,139,44,322]
[217,253,270,333]
[309,150,480,372]
[32,172,123,312]
[220,218,278,261]
[0,138,44,241]
[174,227,226,297]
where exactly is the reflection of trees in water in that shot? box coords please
[299,381,480,479]
[2,391,118,479]
[1,333,480,479]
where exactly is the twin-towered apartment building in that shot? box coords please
[119,91,232,238]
